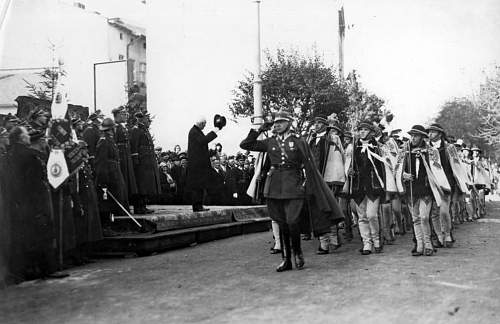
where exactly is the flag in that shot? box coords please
[51,71,68,119]
[47,149,69,189]
[338,7,345,38]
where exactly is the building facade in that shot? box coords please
[0,0,146,115]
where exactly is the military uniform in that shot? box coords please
[115,122,137,202]
[130,122,161,213]
[241,125,306,271]
[95,133,127,218]
[82,124,100,162]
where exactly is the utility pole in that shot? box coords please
[252,0,263,126]
[338,6,345,82]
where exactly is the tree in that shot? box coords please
[477,66,500,149]
[229,49,349,133]
[342,70,388,131]
[24,67,65,101]
[435,97,489,150]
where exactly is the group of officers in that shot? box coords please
[240,111,496,272]
[0,106,162,283]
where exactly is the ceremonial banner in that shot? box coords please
[323,133,346,185]
[47,149,69,189]
[51,72,68,119]
[50,120,71,145]
[446,145,470,193]
[380,138,399,193]
[394,150,406,194]
[342,143,353,194]
[64,142,85,174]
[247,152,266,199]
[473,159,490,188]
[427,146,451,193]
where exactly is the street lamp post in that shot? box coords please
[252,0,263,126]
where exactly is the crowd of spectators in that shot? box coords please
[154,144,258,206]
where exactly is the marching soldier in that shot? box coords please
[427,123,454,248]
[130,112,161,214]
[307,116,341,254]
[350,120,385,255]
[402,125,434,256]
[240,111,343,272]
[112,106,137,209]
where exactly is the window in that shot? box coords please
[137,62,146,83]
[120,33,123,40]
[143,42,146,50]
[118,54,124,60]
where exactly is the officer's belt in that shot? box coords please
[270,164,300,170]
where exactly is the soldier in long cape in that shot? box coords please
[240,110,344,272]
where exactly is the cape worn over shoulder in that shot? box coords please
[297,137,345,234]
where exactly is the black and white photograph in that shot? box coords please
[1,0,500,323]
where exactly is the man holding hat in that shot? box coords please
[130,112,161,214]
[427,123,455,248]
[186,115,225,212]
[241,110,344,272]
[402,125,434,256]
[113,106,137,209]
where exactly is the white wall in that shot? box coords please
[0,0,143,115]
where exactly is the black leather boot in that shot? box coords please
[276,225,293,272]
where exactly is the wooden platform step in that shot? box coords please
[93,218,271,257]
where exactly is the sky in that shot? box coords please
[64,0,500,153]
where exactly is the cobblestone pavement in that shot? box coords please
[1,202,500,324]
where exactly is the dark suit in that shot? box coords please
[186,125,217,210]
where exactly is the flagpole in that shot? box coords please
[252,0,263,126]
[338,6,345,82]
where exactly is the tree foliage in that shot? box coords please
[477,66,500,148]
[229,49,388,134]
[24,67,65,101]
[342,70,388,131]
[229,49,349,133]
[435,97,489,151]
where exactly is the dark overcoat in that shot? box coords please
[186,125,218,191]
[115,123,137,197]
[76,161,103,243]
[4,143,56,280]
[130,124,161,195]
[82,124,100,159]
[95,135,127,213]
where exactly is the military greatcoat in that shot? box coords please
[130,123,161,195]
[115,123,137,197]
[95,135,127,213]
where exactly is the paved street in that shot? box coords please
[1,203,500,324]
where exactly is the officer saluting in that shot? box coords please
[240,111,343,272]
